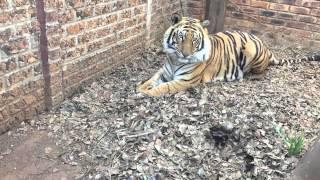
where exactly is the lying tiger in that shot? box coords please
[137,15,320,96]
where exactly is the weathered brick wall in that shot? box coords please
[147,0,181,44]
[0,0,180,134]
[225,0,320,48]
[0,0,45,133]
[44,0,148,107]
[184,0,205,20]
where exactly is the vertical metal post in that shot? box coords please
[35,0,52,110]
[205,0,226,34]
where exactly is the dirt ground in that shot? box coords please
[0,127,80,180]
[0,42,319,179]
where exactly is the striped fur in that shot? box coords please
[137,16,320,96]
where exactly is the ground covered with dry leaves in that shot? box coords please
[33,45,320,179]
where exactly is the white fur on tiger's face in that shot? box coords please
[162,16,212,64]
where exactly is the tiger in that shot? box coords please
[137,14,320,97]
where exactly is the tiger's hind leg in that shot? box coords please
[247,48,272,80]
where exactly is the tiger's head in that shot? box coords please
[163,14,212,64]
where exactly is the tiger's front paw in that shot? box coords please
[143,90,161,97]
[136,83,152,93]
[136,86,160,97]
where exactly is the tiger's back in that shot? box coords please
[201,31,274,83]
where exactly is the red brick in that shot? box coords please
[290,6,311,15]
[277,12,296,20]
[95,26,112,38]
[286,21,307,30]
[125,19,137,28]
[188,1,203,8]
[60,37,76,49]
[274,0,295,5]
[76,6,94,19]
[60,10,76,23]
[311,9,320,17]
[120,9,132,19]
[251,1,270,9]
[48,36,60,48]
[12,9,28,22]
[2,37,28,55]
[66,22,86,35]
[95,3,112,15]
[0,78,3,91]
[46,11,59,23]
[299,1,320,8]
[188,7,203,15]
[48,48,60,60]
[233,0,250,5]
[0,107,10,120]
[49,63,61,74]
[7,67,33,86]
[13,0,29,7]
[113,22,125,31]
[86,18,98,29]
[269,3,289,11]
[0,28,12,43]
[312,32,320,41]
[298,15,317,24]
[23,95,36,105]
[17,52,38,68]
[134,6,144,15]
[242,6,259,14]
[78,32,95,44]
[0,12,11,24]
[45,0,64,9]
[270,18,286,26]
[0,0,7,9]
[1,58,17,72]
[87,35,116,52]
[46,24,63,36]
[128,0,138,7]
[7,99,26,115]
[306,24,320,32]
[66,0,85,8]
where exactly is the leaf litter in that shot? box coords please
[29,43,320,179]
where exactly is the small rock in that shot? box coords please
[1,149,12,155]
[222,121,234,132]
[45,147,53,154]
[30,120,35,126]
[197,167,205,177]
[95,174,102,179]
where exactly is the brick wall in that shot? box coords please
[225,0,320,48]
[147,0,181,44]
[183,0,320,48]
[0,0,45,133]
[44,0,148,107]
[0,0,181,134]
[183,0,206,20]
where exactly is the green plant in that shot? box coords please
[275,125,305,156]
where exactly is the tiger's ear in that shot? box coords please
[171,14,181,25]
[201,20,210,27]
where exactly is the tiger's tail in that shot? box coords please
[269,53,320,66]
